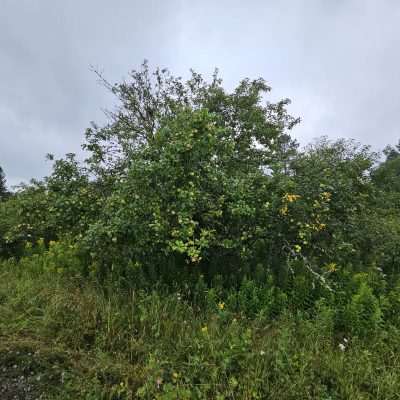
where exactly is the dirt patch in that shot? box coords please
[0,371,42,400]
[0,338,69,400]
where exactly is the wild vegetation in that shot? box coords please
[1,62,400,399]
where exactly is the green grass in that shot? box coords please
[1,264,400,399]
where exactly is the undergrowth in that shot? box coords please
[1,261,400,399]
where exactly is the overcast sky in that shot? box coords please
[1,0,400,186]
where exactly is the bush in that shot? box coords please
[344,282,382,338]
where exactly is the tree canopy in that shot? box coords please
[0,62,399,289]
[2,63,400,399]
[0,166,8,200]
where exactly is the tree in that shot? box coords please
[370,141,400,275]
[0,166,8,200]
[288,138,379,268]
[84,61,299,188]
[78,62,302,281]
[5,63,388,288]
[372,140,400,194]
[383,140,400,161]
[83,108,271,280]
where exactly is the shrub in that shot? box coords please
[344,282,382,338]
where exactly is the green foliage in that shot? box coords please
[84,61,299,182]
[83,107,280,280]
[0,165,8,200]
[344,281,382,338]
[2,265,400,399]
[0,154,103,260]
[2,63,400,397]
[44,153,102,236]
[0,182,52,258]
[289,138,378,266]
[372,140,400,194]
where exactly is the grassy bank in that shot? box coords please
[1,263,400,399]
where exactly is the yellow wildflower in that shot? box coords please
[326,263,337,272]
[283,193,301,203]
[201,326,208,333]
[312,222,327,231]
[294,244,302,253]
[218,302,225,310]
[320,191,332,201]
[172,372,179,379]
[279,205,288,216]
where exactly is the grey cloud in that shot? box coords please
[1,0,399,186]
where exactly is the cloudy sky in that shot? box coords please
[1,0,399,186]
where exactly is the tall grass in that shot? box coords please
[1,261,400,399]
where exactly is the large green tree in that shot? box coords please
[0,166,8,200]
[370,141,400,276]
[84,62,299,186]
[79,63,302,280]
[2,63,395,289]
[372,140,400,194]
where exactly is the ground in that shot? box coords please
[0,338,71,400]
